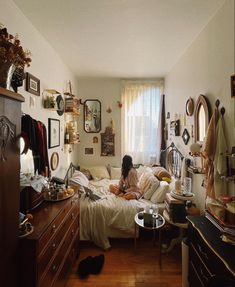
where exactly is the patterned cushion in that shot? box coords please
[152,167,171,181]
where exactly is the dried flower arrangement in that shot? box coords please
[0,24,31,68]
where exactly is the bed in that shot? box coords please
[68,142,184,250]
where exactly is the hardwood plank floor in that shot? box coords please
[66,230,183,287]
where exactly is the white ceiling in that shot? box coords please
[13,0,225,78]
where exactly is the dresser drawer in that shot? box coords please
[189,243,212,286]
[190,229,230,276]
[38,204,79,278]
[39,220,79,287]
[38,196,78,254]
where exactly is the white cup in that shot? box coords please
[184,177,192,194]
[151,204,158,218]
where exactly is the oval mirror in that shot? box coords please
[186,98,194,116]
[194,95,210,143]
[84,99,101,133]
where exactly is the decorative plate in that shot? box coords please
[182,128,190,145]
[56,94,64,116]
[50,152,59,170]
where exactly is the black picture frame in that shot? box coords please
[48,118,60,148]
[170,119,180,136]
[182,128,190,145]
[231,74,235,98]
[25,72,40,96]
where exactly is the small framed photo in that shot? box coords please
[85,148,94,155]
[48,118,60,148]
[25,72,40,96]
[231,74,235,98]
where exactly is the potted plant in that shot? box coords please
[0,24,31,90]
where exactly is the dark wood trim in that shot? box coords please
[0,87,24,102]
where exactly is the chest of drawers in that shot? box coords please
[19,191,79,287]
[187,216,235,287]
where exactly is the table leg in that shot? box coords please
[162,227,185,253]
[134,223,137,249]
[159,229,162,267]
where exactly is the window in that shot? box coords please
[121,80,164,165]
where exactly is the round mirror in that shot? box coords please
[194,95,210,143]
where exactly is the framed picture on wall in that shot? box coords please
[231,74,235,98]
[25,72,40,96]
[48,118,60,148]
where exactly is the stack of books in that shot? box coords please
[165,193,187,223]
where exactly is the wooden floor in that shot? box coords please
[65,230,182,287]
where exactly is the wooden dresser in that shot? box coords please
[19,191,79,287]
[0,88,24,287]
[187,216,235,287]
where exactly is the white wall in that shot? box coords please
[0,0,79,178]
[75,78,122,167]
[165,0,235,211]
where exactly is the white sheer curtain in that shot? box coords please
[121,80,164,165]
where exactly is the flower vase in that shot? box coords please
[0,63,16,90]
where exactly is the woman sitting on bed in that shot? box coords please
[109,155,142,200]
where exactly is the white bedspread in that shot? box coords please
[80,179,148,250]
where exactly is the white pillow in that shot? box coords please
[139,172,157,195]
[150,181,169,203]
[139,171,152,192]
[143,179,160,200]
[69,170,89,187]
[136,165,152,179]
[86,166,110,181]
[110,167,121,180]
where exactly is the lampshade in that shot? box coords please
[190,142,201,153]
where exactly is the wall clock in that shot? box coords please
[56,95,64,116]
[50,152,59,170]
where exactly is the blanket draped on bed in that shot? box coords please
[80,179,146,250]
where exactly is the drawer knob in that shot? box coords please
[71,213,75,219]
[52,224,56,232]
[52,265,57,273]
[52,243,56,250]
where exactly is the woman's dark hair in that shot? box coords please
[122,155,133,179]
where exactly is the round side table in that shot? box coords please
[162,209,188,253]
[134,212,165,267]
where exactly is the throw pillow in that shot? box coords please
[143,179,160,200]
[150,181,169,203]
[87,166,110,181]
[152,166,171,181]
[110,166,121,180]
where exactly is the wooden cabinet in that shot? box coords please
[187,216,235,287]
[19,191,80,287]
[0,87,24,287]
